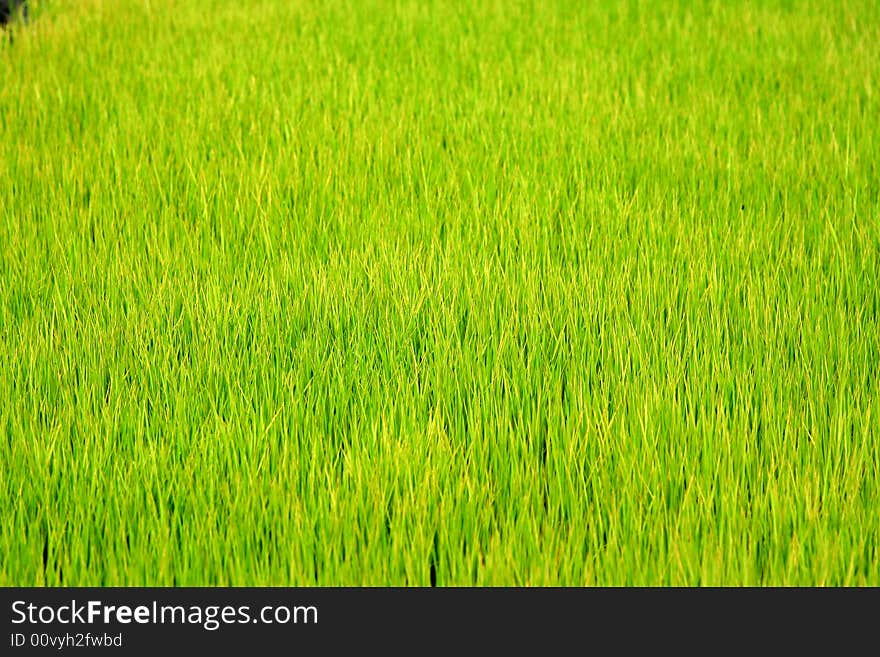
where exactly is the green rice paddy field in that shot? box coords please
[1,0,879,585]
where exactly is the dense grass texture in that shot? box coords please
[1,0,879,585]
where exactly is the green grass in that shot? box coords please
[1,0,878,586]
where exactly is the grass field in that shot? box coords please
[1,0,878,586]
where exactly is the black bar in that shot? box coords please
[1,587,877,654]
